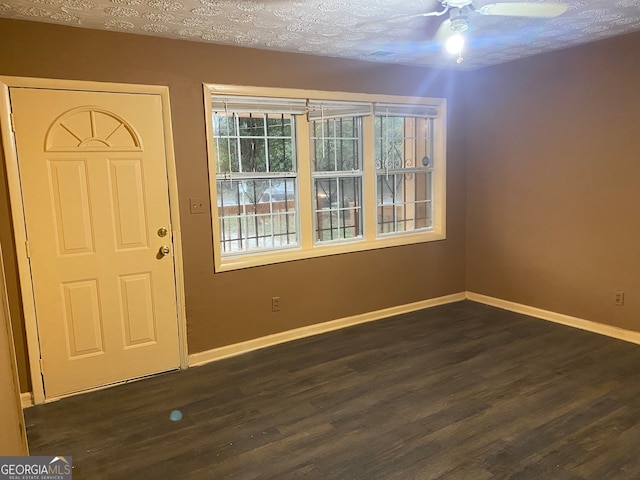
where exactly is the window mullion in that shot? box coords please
[296,115,313,249]
[362,114,376,241]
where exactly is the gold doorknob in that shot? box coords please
[158,227,168,237]
[159,245,170,256]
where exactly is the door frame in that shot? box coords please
[0,77,188,404]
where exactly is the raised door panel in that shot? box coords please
[119,273,157,347]
[109,159,149,250]
[61,280,105,358]
[49,160,95,256]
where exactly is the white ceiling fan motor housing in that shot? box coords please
[449,7,470,33]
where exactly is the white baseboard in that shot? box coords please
[21,392,33,408]
[466,291,640,345]
[26,292,638,403]
[189,292,467,367]
[28,292,636,403]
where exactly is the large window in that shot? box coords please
[212,97,305,254]
[308,101,367,243]
[206,86,446,272]
[374,104,435,235]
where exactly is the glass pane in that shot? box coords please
[268,138,293,172]
[214,136,238,174]
[377,174,400,205]
[377,206,387,234]
[217,178,298,254]
[213,114,236,137]
[339,139,358,171]
[341,205,361,239]
[239,138,266,172]
[217,179,242,210]
[270,212,297,247]
[213,110,297,175]
[315,206,363,242]
[376,171,434,235]
[338,177,361,210]
[339,117,355,137]
[314,178,336,210]
[315,210,339,242]
[266,114,292,137]
[258,179,296,208]
[313,176,362,243]
[237,115,265,137]
[311,117,361,172]
[414,172,430,202]
[219,179,286,210]
[414,202,430,229]
[313,139,332,171]
[375,116,404,170]
[375,115,433,172]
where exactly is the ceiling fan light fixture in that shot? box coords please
[449,6,470,32]
[445,33,465,55]
[450,17,469,32]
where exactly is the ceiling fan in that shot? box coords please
[388,0,569,62]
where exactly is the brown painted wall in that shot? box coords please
[0,19,467,391]
[466,32,640,331]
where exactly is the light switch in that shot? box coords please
[189,198,208,214]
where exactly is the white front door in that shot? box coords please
[10,87,180,398]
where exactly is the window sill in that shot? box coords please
[214,229,446,272]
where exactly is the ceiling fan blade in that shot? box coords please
[434,19,454,42]
[384,5,449,22]
[478,2,568,17]
[390,11,442,22]
[358,7,447,27]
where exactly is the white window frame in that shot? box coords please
[204,84,447,272]
[374,107,437,237]
[308,100,368,245]
[211,97,303,255]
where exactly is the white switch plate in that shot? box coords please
[189,198,208,214]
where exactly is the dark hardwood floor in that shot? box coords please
[25,301,640,479]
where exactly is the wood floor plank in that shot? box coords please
[24,301,640,479]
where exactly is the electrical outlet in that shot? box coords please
[189,198,208,214]
[272,297,280,312]
[614,291,624,306]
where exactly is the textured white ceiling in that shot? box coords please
[1,0,640,69]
